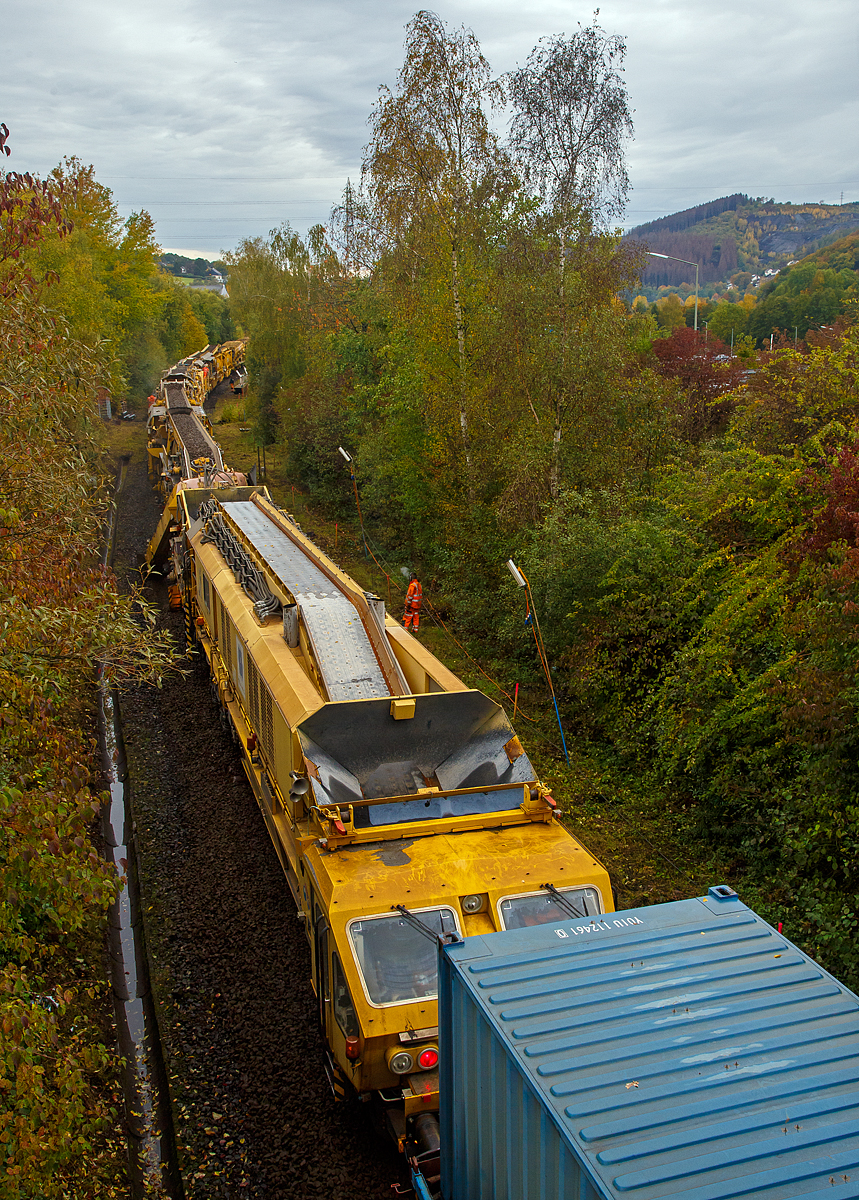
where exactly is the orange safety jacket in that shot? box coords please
[405,579,423,611]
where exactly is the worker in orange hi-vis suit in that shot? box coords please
[403,573,423,632]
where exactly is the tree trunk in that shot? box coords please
[550,400,562,498]
[450,243,470,465]
[550,229,567,500]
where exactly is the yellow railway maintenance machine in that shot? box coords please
[146,485,614,1153]
[146,339,247,491]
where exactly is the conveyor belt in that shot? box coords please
[165,382,223,470]
[169,410,221,466]
[222,501,392,702]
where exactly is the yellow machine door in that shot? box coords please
[314,913,330,1030]
[314,912,353,1100]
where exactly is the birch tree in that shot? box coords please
[507,17,633,223]
[507,17,634,493]
[362,10,504,461]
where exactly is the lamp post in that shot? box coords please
[338,446,368,558]
[506,559,569,765]
[648,251,699,332]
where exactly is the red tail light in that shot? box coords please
[247,733,257,751]
[417,1047,439,1070]
[345,1036,361,1060]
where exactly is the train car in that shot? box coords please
[148,338,246,420]
[144,477,614,1155]
[169,337,248,398]
[146,339,248,496]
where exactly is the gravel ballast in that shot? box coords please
[111,418,405,1198]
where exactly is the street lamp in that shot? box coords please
[506,559,569,765]
[506,559,527,588]
[648,252,699,332]
[338,446,368,558]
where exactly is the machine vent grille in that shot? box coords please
[260,684,274,762]
[247,654,260,728]
[246,654,275,762]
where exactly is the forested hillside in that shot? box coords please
[226,14,859,991]
[626,195,859,291]
[747,230,859,342]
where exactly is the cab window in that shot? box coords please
[498,887,601,930]
[348,908,459,1007]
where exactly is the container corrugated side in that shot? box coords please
[438,888,859,1200]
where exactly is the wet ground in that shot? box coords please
[111,391,404,1198]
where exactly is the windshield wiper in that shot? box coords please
[540,882,589,920]
[393,904,461,946]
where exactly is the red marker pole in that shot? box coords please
[777,922,783,934]
[513,682,519,721]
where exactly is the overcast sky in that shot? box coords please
[4,0,858,258]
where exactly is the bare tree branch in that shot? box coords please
[507,17,633,225]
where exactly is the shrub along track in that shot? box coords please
[110,420,404,1199]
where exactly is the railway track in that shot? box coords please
[110,415,405,1199]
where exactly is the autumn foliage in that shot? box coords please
[801,443,859,565]
[0,131,176,1196]
[650,325,744,440]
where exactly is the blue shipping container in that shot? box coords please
[438,886,859,1200]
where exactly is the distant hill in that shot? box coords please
[625,196,859,291]
[746,229,859,342]
[789,229,859,274]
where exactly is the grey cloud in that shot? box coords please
[4,0,858,254]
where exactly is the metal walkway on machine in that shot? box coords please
[221,501,392,703]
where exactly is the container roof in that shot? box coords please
[445,888,859,1199]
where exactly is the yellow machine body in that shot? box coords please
[158,483,614,1127]
[146,339,247,492]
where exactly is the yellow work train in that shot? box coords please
[146,339,248,500]
[145,367,613,1157]
[161,338,246,408]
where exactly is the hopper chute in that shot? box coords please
[297,691,536,827]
